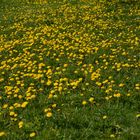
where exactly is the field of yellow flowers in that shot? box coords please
[0,0,140,139]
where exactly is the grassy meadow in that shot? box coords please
[0,0,140,139]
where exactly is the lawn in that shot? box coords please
[0,0,140,139]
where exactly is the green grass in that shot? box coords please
[0,0,140,139]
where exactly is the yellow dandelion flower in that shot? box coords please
[30,132,36,137]
[82,100,87,105]
[126,93,131,96]
[48,94,53,99]
[44,108,51,113]
[31,95,36,99]
[135,84,139,87]
[9,111,15,116]
[85,83,89,86]
[52,104,57,108]
[18,121,23,128]
[96,82,102,87]
[18,95,23,99]
[3,104,8,109]
[21,102,28,108]
[91,72,100,81]
[46,80,52,86]
[103,115,107,119]
[0,131,5,137]
[136,114,140,118]
[105,96,110,100]
[89,97,94,103]
[63,64,68,67]
[58,86,63,92]
[110,134,115,138]
[0,78,4,82]
[103,80,108,84]
[135,86,140,90]
[9,106,14,110]
[119,83,124,87]
[46,112,52,117]
[114,93,121,98]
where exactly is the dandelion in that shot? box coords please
[9,111,15,116]
[91,72,99,81]
[46,80,52,86]
[18,121,23,128]
[44,108,51,113]
[52,104,57,108]
[119,83,124,87]
[30,132,36,137]
[46,112,52,117]
[9,106,14,110]
[21,102,28,108]
[110,134,115,138]
[136,114,140,118]
[89,97,94,103]
[126,93,131,96]
[0,131,5,137]
[2,104,8,109]
[96,82,102,87]
[135,86,140,90]
[48,94,53,99]
[82,100,87,105]
[103,115,107,119]
[86,83,89,86]
[114,93,121,98]
[63,64,68,67]
[18,95,23,99]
